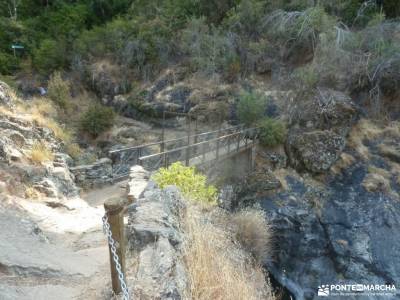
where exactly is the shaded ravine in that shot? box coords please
[258,162,400,300]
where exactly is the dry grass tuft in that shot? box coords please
[30,98,57,118]
[46,120,72,143]
[25,185,42,199]
[183,206,275,300]
[362,173,391,193]
[231,208,273,263]
[65,142,82,159]
[29,141,54,164]
[348,119,380,160]
[348,119,400,160]
[331,152,356,174]
[272,168,290,190]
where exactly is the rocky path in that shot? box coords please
[0,182,128,300]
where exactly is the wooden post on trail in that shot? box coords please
[161,110,166,167]
[185,114,191,166]
[161,110,166,153]
[216,124,221,160]
[250,144,256,171]
[236,130,241,152]
[194,117,198,155]
[104,198,126,295]
[137,147,142,165]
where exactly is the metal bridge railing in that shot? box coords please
[137,127,259,171]
[109,125,257,180]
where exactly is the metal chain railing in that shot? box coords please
[102,215,130,300]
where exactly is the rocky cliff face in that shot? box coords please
[0,82,77,199]
[286,89,358,173]
[126,166,188,299]
[262,161,400,299]
[245,88,400,299]
[0,81,110,299]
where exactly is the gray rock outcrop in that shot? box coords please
[0,81,14,108]
[126,166,187,299]
[69,158,113,187]
[0,82,78,198]
[286,130,346,173]
[262,164,400,300]
[286,89,358,173]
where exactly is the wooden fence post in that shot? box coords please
[104,198,126,295]
[236,131,240,152]
[185,114,191,166]
[216,125,221,160]
[194,117,198,155]
[250,144,256,171]
[161,110,166,152]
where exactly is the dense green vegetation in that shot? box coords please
[1,0,398,76]
[153,162,218,205]
[237,90,266,126]
[1,0,399,120]
[47,71,70,109]
[259,117,286,147]
[80,105,115,137]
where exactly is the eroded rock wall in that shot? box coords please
[126,166,187,299]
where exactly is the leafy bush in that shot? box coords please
[181,17,238,76]
[237,90,266,126]
[0,52,19,75]
[80,105,115,137]
[224,0,265,37]
[258,117,286,147]
[75,17,173,79]
[33,39,66,74]
[293,64,319,90]
[153,162,217,205]
[263,6,336,63]
[47,72,70,109]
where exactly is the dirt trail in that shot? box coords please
[0,182,128,300]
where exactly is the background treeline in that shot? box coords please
[1,0,399,77]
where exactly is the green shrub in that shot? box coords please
[80,105,115,137]
[181,17,238,76]
[293,65,319,90]
[0,52,19,75]
[152,162,217,205]
[258,117,286,147]
[33,39,66,74]
[264,6,336,58]
[237,90,266,126]
[47,71,70,109]
[224,0,265,37]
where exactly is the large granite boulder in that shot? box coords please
[286,130,346,173]
[290,88,358,136]
[88,61,131,101]
[286,89,357,173]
